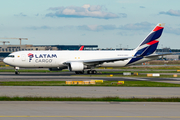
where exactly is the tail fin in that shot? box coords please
[79,46,84,51]
[134,23,165,57]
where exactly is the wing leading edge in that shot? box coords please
[64,56,134,65]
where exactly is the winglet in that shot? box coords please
[127,23,165,65]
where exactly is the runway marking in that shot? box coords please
[0,116,180,118]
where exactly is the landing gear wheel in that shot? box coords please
[92,70,97,74]
[15,71,20,75]
[87,70,91,74]
[87,70,97,74]
[14,67,20,75]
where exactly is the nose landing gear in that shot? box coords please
[15,67,20,75]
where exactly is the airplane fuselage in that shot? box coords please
[3,50,157,68]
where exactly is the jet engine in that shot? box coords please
[68,62,84,71]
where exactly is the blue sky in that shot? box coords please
[1,0,180,49]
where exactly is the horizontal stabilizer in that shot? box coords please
[144,53,173,58]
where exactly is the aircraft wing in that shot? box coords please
[63,52,172,66]
[64,56,134,65]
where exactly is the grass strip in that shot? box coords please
[0,96,179,102]
[1,81,180,87]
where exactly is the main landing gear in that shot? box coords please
[75,70,97,74]
[15,67,20,75]
[87,70,97,74]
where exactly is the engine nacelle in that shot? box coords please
[68,62,84,71]
[49,67,64,71]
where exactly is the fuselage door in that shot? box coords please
[21,54,26,61]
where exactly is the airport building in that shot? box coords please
[156,48,180,60]
[0,44,98,57]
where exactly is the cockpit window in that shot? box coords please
[7,55,15,58]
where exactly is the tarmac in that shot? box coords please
[0,86,180,98]
[0,101,180,120]
[1,72,180,83]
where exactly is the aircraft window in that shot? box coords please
[7,55,15,58]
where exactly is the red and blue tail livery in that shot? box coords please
[127,23,165,65]
[139,23,164,47]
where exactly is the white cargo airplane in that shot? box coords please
[4,23,166,74]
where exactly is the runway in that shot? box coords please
[0,72,180,82]
[1,86,180,98]
[0,101,180,120]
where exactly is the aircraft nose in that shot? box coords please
[3,58,9,64]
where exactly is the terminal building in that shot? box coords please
[156,48,180,60]
[0,44,98,58]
